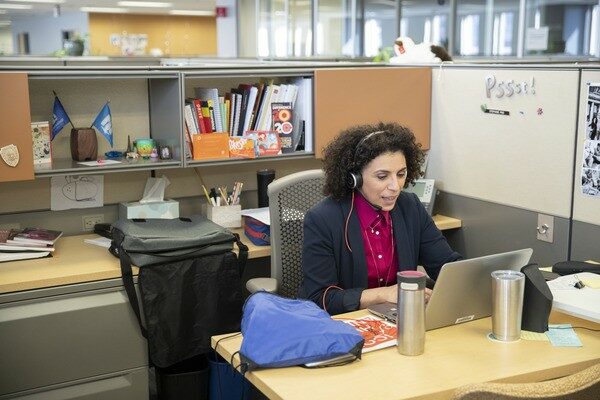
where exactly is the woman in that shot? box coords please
[298,122,461,315]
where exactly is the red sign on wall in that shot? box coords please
[216,7,228,17]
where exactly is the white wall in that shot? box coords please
[216,0,238,58]
[11,11,88,55]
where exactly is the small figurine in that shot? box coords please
[160,145,172,160]
[150,147,159,159]
[126,151,139,159]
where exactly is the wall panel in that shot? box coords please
[428,67,579,218]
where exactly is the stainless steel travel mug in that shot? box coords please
[397,271,426,356]
[491,270,525,342]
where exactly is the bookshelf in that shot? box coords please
[181,68,314,167]
[2,64,433,181]
[24,70,183,178]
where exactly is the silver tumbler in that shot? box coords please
[397,271,426,356]
[491,270,525,342]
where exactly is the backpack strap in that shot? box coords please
[232,232,248,277]
[119,246,147,338]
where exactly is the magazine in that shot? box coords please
[339,315,397,353]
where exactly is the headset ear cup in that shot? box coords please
[347,172,362,189]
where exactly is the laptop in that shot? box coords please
[368,248,533,331]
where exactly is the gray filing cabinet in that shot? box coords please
[0,279,148,399]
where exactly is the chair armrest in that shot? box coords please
[246,278,278,294]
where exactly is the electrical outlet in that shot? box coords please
[536,213,554,243]
[82,214,104,231]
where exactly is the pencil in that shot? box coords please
[201,185,212,204]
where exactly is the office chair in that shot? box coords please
[246,169,326,298]
[452,362,600,400]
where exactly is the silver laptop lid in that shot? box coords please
[367,248,533,330]
[426,248,532,330]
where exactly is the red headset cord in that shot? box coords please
[322,285,343,313]
[344,191,355,252]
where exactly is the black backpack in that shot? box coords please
[111,215,248,368]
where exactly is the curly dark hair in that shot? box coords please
[322,122,425,200]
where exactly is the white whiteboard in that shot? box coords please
[573,69,600,225]
[427,67,579,218]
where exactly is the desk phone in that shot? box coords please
[404,179,436,215]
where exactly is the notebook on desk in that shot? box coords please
[368,248,533,330]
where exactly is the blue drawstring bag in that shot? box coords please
[239,292,364,370]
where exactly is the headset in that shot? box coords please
[346,130,386,190]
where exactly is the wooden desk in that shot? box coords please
[212,311,600,400]
[0,215,461,294]
[0,227,263,294]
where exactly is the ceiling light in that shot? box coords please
[0,4,33,9]
[117,1,172,8]
[10,0,66,3]
[169,10,215,16]
[0,21,11,25]
[80,7,129,13]
[0,10,6,14]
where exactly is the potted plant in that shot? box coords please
[63,34,85,56]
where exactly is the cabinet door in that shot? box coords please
[0,73,34,182]
[0,286,147,395]
[313,67,431,158]
[5,367,148,400]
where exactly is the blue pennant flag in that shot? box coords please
[91,102,113,147]
[51,96,71,140]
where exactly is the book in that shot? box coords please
[271,102,294,153]
[339,315,397,353]
[243,131,281,156]
[194,87,223,132]
[0,251,50,263]
[12,227,63,245]
[229,136,256,159]
[0,228,54,252]
[31,121,52,165]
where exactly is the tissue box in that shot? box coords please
[119,200,179,219]
[206,204,241,228]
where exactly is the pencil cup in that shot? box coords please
[491,270,525,342]
[206,204,242,228]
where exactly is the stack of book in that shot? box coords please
[0,227,63,262]
[182,82,300,159]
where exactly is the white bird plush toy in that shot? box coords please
[389,37,452,64]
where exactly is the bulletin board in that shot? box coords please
[426,67,579,218]
[0,73,34,182]
[314,67,431,159]
[573,69,600,226]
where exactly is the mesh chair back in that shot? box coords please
[269,169,325,298]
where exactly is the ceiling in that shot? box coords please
[0,0,217,21]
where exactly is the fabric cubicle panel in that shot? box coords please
[573,69,600,226]
[428,67,579,219]
[571,69,600,261]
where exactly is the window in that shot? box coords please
[525,0,600,56]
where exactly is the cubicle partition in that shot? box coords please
[428,65,598,266]
[571,68,600,260]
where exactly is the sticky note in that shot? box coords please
[546,324,582,347]
[520,330,549,341]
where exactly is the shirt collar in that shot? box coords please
[354,191,391,229]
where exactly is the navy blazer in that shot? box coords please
[298,192,462,315]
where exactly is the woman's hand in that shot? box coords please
[359,284,398,309]
[425,288,432,305]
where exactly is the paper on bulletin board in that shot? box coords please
[525,27,549,51]
[581,83,600,197]
[51,175,104,211]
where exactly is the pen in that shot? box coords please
[201,185,212,205]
